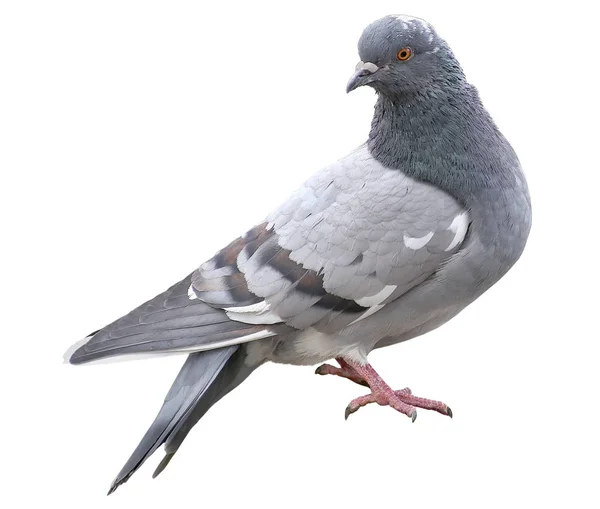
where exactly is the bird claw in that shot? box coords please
[344,386,450,422]
[344,404,354,421]
[318,360,452,422]
[314,365,328,376]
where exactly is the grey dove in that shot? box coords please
[64,14,531,494]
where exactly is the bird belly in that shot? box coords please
[267,327,369,366]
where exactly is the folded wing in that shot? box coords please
[68,146,470,364]
[191,145,471,334]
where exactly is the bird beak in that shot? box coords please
[346,61,379,93]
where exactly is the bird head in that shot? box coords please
[347,15,463,96]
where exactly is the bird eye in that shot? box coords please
[397,47,412,61]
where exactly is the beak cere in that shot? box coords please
[346,61,379,93]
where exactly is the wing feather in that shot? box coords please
[191,145,470,332]
[66,274,278,364]
[68,145,471,364]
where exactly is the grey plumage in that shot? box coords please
[68,274,277,365]
[107,345,255,494]
[65,14,531,493]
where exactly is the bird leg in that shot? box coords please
[315,357,369,387]
[340,360,453,422]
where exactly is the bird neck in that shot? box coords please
[367,84,521,207]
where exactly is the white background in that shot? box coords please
[1,1,598,507]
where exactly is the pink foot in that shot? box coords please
[315,358,368,387]
[346,387,415,420]
[341,360,453,422]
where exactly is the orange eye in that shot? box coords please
[397,47,412,61]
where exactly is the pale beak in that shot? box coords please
[346,61,379,93]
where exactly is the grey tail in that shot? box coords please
[107,345,255,495]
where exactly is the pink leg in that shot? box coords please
[315,357,368,387]
[342,360,452,422]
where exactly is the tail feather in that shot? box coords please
[107,345,254,495]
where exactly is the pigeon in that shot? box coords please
[65,14,532,494]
